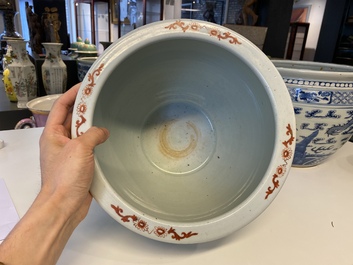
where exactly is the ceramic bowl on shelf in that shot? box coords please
[272,60,353,167]
[67,48,78,58]
[71,19,296,244]
[77,57,98,82]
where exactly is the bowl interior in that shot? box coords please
[93,37,276,223]
[26,94,61,114]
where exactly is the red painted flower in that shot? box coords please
[134,219,149,232]
[276,164,286,177]
[209,29,219,37]
[83,85,93,97]
[190,23,200,31]
[282,148,292,161]
[154,226,168,238]
[77,103,87,114]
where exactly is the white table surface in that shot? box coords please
[1,128,353,265]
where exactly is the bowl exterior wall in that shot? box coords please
[77,57,97,82]
[274,60,353,167]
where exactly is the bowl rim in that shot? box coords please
[77,57,98,65]
[77,56,98,61]
[71,19,296,244]
[26,94,62,114]
[75,50,98,54]
[272,59,353,82]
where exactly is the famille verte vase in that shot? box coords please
[6,39,37,108]
[41,42,67,95]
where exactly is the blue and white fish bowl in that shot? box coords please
[77,57,98,82]
[272,60,353,167]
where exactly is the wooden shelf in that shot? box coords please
[285,22,310,60]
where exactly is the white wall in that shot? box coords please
[293,0,327,60]
[164,0,181,20]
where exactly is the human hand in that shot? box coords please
[0,84,109,265]
[39,83,109,223]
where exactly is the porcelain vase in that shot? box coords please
[6,39,37,108]
[41,42,67,95]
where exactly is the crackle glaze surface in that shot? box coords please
[72,20,295,243]
[273,60,353,167]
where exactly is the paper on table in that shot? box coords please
[0,178,19,241]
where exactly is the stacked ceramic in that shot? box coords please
[75,38,98,58]
[41,42,67,95]
[68,37,83,59]
[6,39,37,108]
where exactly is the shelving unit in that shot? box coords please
[74,0,111,46]
[333,0,353,65]
[115,0,164,38]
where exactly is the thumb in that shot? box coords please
[77,126,110,149]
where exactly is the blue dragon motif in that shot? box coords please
[295,88,332,104]
[293,130,319,165]
[326,117,353,136]
[305,110,340,119]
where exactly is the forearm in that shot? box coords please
[0,84,109,265]
[0,190,84,265]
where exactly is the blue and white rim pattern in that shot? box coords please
[284,78,353,106]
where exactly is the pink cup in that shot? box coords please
[15,94,62,129]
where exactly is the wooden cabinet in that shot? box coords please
[333,0,353,65]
